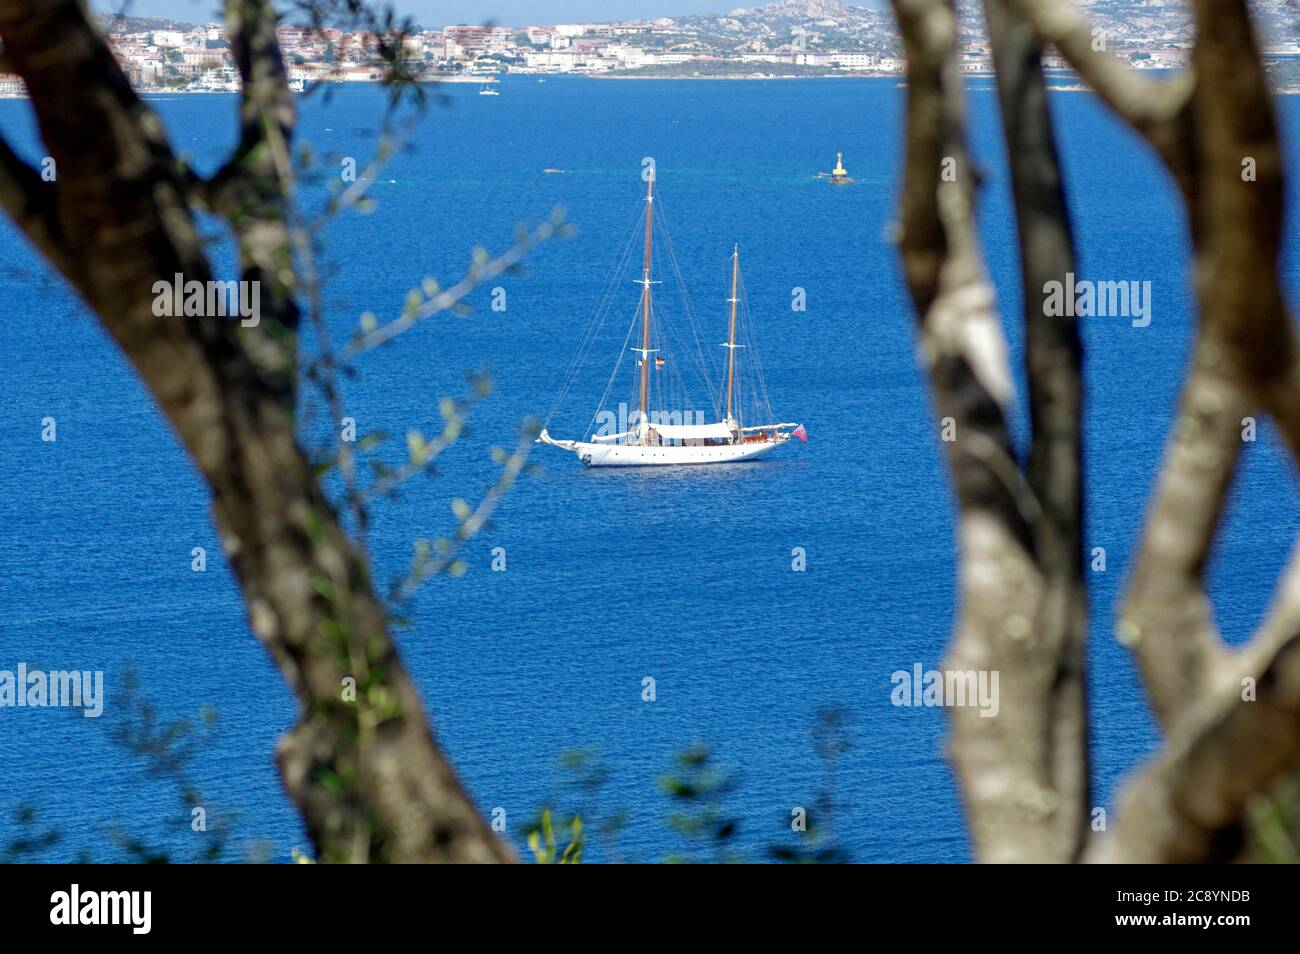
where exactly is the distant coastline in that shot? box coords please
[591,71,904,80]
[4,74,1299,98]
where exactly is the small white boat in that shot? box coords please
[478,82,500,96]
[539,170,804,468]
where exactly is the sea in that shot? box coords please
[1,75,1297,863]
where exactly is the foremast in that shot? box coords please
[634,169,656,445]
[724,244,740,424]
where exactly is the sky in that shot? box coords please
[93,0,762,29]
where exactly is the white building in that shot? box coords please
[603,44,656,68]
[151,30,187,48]
[523,49,615,72]
[183,48,229,68]
[827,52,877,69]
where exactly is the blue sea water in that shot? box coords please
[1,76,1297,863]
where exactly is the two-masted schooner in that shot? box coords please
[538,169,804,467]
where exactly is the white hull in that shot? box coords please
[551,437,784,468]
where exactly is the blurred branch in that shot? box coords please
[1008,0,1198,203]
[0,806,63,863]
[1095,631,1300,862]
[290,142,403,542]
[287,0,428,107]
[891,0,1086,863]
[338,212,571,360]
[207,0,302,395]
[392,423,536,601]
[359,384,485,505]
[1119,0,1296,731]
[1118,343,1242,722]
[983,0,1089,859]
[0,134,73,278]
[0,0,514,864]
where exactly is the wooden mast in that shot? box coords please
[637,169,655,443]
[725,244,740,422]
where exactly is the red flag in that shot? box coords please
[792,424,808,443]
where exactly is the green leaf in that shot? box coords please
[406,430,427,463]
[356,430,387,452]
[310,574,336,603]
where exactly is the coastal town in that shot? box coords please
[0,0,1297,96]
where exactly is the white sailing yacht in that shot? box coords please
[539,170,804,468]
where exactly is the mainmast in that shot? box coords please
[725,244,740,422]
[635,169,656,443]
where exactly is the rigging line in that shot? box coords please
[656,197,721,418]
[649,294,695,401]
[712,254,730,396]
[741,280,767,425]
[545,203,640,426]
[738,265,775,422]
[654,300,704,416]
[569,218,640,394]
[736,264,753,400]
[678,236,722,418]
[545,199,643,427]
[707,253,733,400]
[543,201,643,430]
[585,299,642,440]
[543,278,615,430]
[653,300,698,418]
[749,302,774,424]
[636,191,711,422]
[732,264,755,430]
